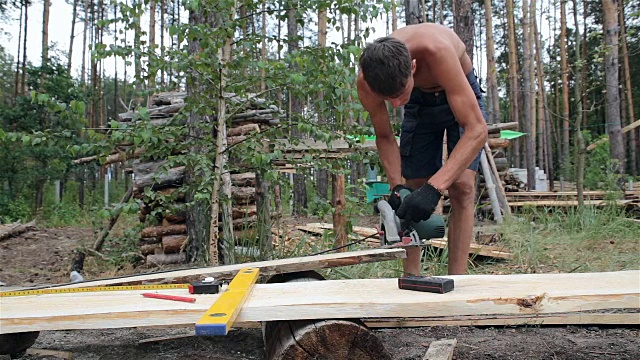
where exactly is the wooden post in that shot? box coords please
[483,143,512,218]
[480,150,503,224]
[332,172,347,251]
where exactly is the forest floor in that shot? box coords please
[1,215,639,360]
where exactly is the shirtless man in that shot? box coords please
[357,23,488,275]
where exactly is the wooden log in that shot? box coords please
[140,224,187,238]
[2,271,637,334]
[232,186,256,204]
[263,272,391,360]
[132,160,168,178]
[228,135,247,146]
[232,205,257,219]
[230,172,256,187]
[133,166,185,195]
[145,252,186,266]
[138,237,161,246]
[227,123,260,137]
[118,103,185,121]
[233,215,257,230]
[487,121,519,134]
[161,235,187,253]
[164,213,186,224]
[151,91,186,106]
[487,138,510,149]
[0,220,36,242]
[140,244,162,256]
[52,248,406,287]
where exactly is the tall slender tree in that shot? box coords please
[20,0,28,93]
[13,1,23,99]
[41,0,50,66]
[68,0,78,73]
[506,0,520,167]
[560,0,570,168]
[453,0,474,59]
[484,0,500,124]
[287,0,306,215]
[601,0,625,172]
[619,0,637,175]
[522,0,536,189]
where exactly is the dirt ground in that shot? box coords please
[1,225,639,359]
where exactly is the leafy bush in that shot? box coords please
[0,195,31,223]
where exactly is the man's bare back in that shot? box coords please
[390,23,473,92]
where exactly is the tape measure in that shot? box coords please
[0,284,190,297]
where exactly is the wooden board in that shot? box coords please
[30,248,406,289]
[423,339,457,360]
[2,271,637,334]
[508,200,637,207]
[363,313,639,328]
[427,239,514,260]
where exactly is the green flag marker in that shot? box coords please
[500,130,527,140]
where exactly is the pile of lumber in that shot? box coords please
[124,91,282,265]
[504,190,640,209]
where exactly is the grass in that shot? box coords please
[314,205,640,280]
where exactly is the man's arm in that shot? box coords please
[425,46,488,191]
[357,75,403,188]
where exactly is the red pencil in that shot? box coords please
[142,292,196,303]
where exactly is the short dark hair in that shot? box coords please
[358,37,412,97]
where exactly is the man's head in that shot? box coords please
[359,37,414,103]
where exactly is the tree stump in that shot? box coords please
[0,331,40,357]
[262,271,390,360]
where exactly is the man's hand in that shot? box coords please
[396,183,442,222]
[388,184,412,211]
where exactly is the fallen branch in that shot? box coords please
[0,220,36,241]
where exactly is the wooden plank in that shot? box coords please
[25,348,73,359]
[427,239,514,260]
[34,248,406,288]
[508,200,635,207]
[2,271,637,334]
[423,339,457,360]
[363,313,639,328]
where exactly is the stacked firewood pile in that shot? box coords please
[126,91,282,266]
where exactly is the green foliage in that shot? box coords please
[501,206,640,273]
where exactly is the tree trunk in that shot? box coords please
[332,172,347,251]
[81,0,89,87]
[560,0,571,171]
[21,2,28,94]
[602,0,625,173]
[288,3,306,215]
[506,0,520,168]
[619,1,637,176]
[185,9,213,264]
[209,5,236,265]
[572,0,585,206]
[160,0,165,86]
[522,0,536,189]
[404,0,422,25]
[149,0,156,92]
[316,5,329,200]
[255,171,272,259]
[453,0,474,60]
[68,0,79,74]
[534,17,554,190]
[13,2,23,99]
[42,0,50,66]
[484,0,500,124]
